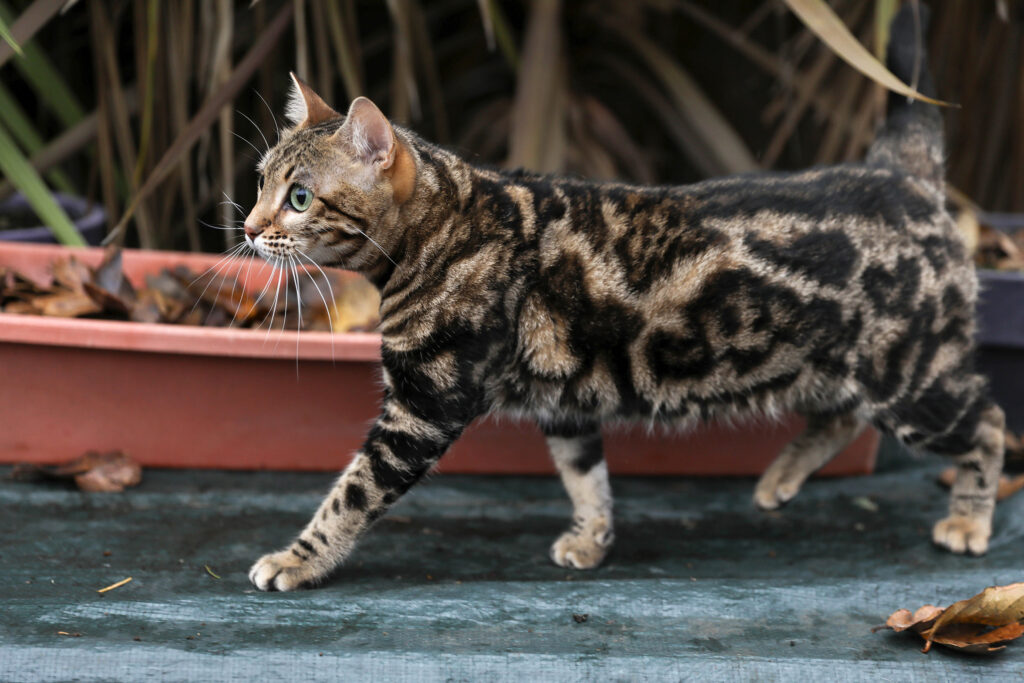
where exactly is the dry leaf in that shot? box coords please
[10,450,142,492]
[1,246,379,334]
[330,276,381,332]
[879,583,1024,654]
[31,291,102,318]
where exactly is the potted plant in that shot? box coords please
[0,240,878,475]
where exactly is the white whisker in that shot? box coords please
[297,250,336,365]
[227,247,255,328]
[275,260,290,351]
[220,193,246,217]
[253,89,281,144]
[237,109,271,153]
[231,130,264,158]
[198,218,243,232]
[290,255,302,377]
[188,242,248,314]
[264,257,285,343]
[347,225,398,266]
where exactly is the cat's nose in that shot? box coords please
[244,221,264,240]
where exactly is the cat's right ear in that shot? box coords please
[285,72,340,128]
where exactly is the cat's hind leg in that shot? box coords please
[542,422,614,570]
[873,370,1004,555]
[754,413,865,510]
[927,400,1004,555]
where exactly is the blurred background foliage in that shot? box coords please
[0,0,1021,251]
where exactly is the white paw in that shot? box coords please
[753,471,801,510]
[550,520,613,570]
[932,515,991,556]
[248,549,323,591]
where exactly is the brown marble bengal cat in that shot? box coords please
[244,6,1003,591]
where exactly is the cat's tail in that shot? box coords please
[865,2,944,191]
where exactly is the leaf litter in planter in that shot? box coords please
[0,245,380,332]
[876,583,1024,654]
[9,450,142,492]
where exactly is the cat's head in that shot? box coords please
[243,74,415,273]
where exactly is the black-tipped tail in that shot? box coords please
[866,2,944,189]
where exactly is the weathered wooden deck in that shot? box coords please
[2,443,1022,681]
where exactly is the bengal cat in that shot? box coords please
[243,5,1003,591]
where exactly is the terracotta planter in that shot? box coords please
[0,242,878,475]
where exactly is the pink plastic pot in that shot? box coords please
[0,242,878,475]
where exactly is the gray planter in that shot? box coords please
[0,193,106,245]
[976,269,1024,431]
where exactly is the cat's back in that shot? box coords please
[502,161,973,421]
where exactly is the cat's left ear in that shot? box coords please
[286,72,340,128]
[335,97,398,171]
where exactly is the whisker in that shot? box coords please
[347,225,398,266]
[274,260,290,351]
[237,109,271,153]
[198,218,243,232]
[297,250,336,365]
[220,193,246,216]
[253,89,281,144]
[188,243,248,315]
[290,255,302,377]
[263,257,285,342]
[226,247,253,328]
[231,130,263,158]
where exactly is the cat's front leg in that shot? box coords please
[542,421,614,570]
[249,396,468,591]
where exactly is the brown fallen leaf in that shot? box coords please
[30,291,102,318]
[10,451,142,492]
[2,246,378,333]
[51,255,92,295]
[330,275,381,332]
[878,583,1024,654]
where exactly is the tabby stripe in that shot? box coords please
[319,198,368,227]
[296,538,318,556]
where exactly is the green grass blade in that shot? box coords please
[0,82,76,193]
[0,121,85,246]
[0,0,87,127]
[0,11,22,56]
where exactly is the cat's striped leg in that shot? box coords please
[754,413,864,510]
[543,422,614,570]
[249,396,466,591]
[931,402,1004,555]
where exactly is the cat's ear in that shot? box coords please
[286,72,340,128]
[335,97,397,170]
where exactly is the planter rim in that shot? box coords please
[0,313,382,360]
[0,241,382,361]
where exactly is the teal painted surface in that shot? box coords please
[2,449,1023,681]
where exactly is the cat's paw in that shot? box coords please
[753,471,802,510]
[932,515,991,555]
[550,520,613,570]
[248,549,323,591]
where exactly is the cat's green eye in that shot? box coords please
[289,184,313,212]
[257,175,264,192]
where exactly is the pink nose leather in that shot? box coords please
[244,222,263,240]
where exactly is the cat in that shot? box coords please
[243,4,1004,591]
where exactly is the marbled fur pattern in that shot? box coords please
[244,6,1004,591]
